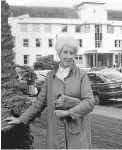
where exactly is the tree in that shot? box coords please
[34,55,58,70]
[1,1,33,148]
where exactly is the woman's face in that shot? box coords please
[59,45,76,68]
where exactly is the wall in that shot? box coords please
[9,3,122,67]
[13,22,122,66]
[76,3,107,22]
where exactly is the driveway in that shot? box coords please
[92,104,122,120]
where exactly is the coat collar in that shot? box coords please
[52,62,76,79]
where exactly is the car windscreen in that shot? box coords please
[101,72,122,81]
[35,73,45,80]
[35,70,50,79]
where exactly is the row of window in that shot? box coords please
[23,54,83,65]
[23,39,83,48]
[20,23,122,34]
[107,25,122,34]
[21,24,90,33]
[23,39,54,47]
[23,38,122,48]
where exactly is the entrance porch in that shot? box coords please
[85,51,113,68]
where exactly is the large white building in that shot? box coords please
[9,1,122,68]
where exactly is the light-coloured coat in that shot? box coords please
[19,63,94,149]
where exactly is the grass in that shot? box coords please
[91,114,122,149]
[30,111,122,149]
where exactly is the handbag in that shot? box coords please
[54,94,80,110]
[54,94,82,134]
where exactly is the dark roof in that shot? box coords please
[74,1,105,8]
[9,5,79,19]
[107,10,122,21]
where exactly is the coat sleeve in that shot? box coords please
[19,77,47,125]
[68,72,95,119]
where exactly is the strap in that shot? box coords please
[63,118,82,135]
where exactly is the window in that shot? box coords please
[95,25,102,48]
[81,24,90,33]
[77,39,82,47]
[75,25,81,33]
[75,55,82,64]
[107,25,114,34]
[45,24,51,32]
[36,55,41,61]
[20,24,27,32]
[36,38,41,47]
[88,73,104,84]
[84,24,90,33]
[95,40,102,48]
[114,40,122,48]
[115,40,117,47]
[48,39,53,47]
[24,55,29,65]
[23,39,29,47]
[62,24,67,32]
[33,24,39,32]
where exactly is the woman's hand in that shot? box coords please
[2,117,21,125]
[54,110,69,118]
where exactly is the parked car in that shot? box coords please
[18,70,50,95]
[87,71,122,105]
[101,68,120,73]
[35,70,51,79]
[76,66,92,73]
[80,67,93,72]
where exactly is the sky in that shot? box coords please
[6,0,122,10]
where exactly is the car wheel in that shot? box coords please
[94,94,100,105]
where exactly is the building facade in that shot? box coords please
[9,1,122,67]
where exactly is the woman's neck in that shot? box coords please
[60,63,72,69]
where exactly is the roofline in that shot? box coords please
[74,2,105,8]
[14,18,122,25]
[10,5,74,9]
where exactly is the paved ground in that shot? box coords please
[92,105,122,119]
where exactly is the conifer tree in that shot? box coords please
[1,1,33,148]
[1,0,31,118]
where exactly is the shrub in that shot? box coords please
[34,55,58,70]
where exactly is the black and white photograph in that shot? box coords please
[1,0,122,149]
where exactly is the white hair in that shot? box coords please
[55,35,79,56]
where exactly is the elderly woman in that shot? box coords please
[5,35,94,149]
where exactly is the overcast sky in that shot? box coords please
[6,0,122,10]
